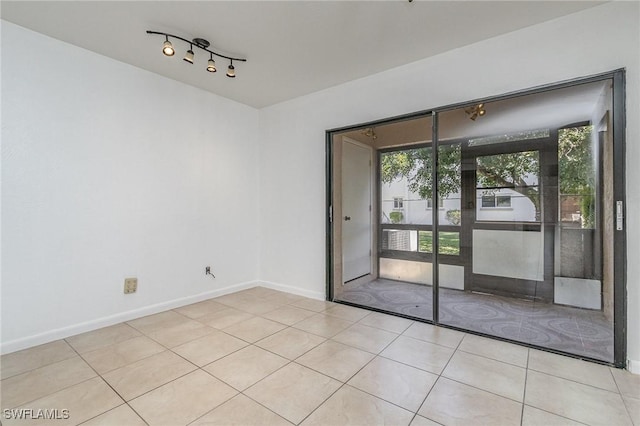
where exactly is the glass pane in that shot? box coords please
[476,151,539,188]
[333,114,434,322]
[419,231,460,255]
[436,79,613,363]
[381,147,432,225]
[381,229,418,252]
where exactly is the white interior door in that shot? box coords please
[342,138,372,283]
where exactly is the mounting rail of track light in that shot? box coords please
[147,30,247,78]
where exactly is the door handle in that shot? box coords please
[344,216,351,221]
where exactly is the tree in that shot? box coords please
[381,126,594,225]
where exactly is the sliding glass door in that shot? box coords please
[328,71,625,365]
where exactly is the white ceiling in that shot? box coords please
[1,1,604,108]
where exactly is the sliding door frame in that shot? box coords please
[326,69,627,368]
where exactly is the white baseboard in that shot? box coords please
[0,280,259,355]
[257,280,325,301]
[628,358,640,375]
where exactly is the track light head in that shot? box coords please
[162,37,175,56]
[183,45,194,64]
[226,61,236,78]
[207,55,217,73]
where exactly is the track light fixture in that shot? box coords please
[465,103,486,121]
[227,60,236,78]
[207,54,217,73]
[147,30,246,78]
[183,44,194,64]
[162,36,175,56]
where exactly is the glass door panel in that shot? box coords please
[436,80,614,362]
[333,115,433,321]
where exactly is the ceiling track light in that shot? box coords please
[162,36,175,56]
[465,103,486,121]
[147,30,246,78]
[227,59,236,78]
[183,44,194,64]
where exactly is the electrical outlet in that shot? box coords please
[124,278,137,294]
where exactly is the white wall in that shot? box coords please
[1,21,260,352]
[258,2,640,369]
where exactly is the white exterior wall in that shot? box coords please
[258,3,640,370]
[1,22,261,353]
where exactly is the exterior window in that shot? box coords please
[496,195,511,207]
[393,197,404,209]
[482,195,495,207]
[481,195,512,208]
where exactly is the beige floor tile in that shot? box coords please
[381,335,454,374]
[442,351,526,402]
[173,299,228,319]
[332,323,398,354]
[290,298,335,313]
[458,334,528,367]
[256,328,325,360]
[324,305,371,322]
[521,405,584,426]
[232,299,285,315]
[358,312,414,334]
[172,331,247,367]
[82,403,147,426]
[129,370,236,426]
[244,363,341,424]
[146,320,215,348]
[191,394,293,426]
[403,322,464,349]
[1,340,77,380]
[223,317,287,343]
[102,350,196,401]
[418,377,522,426]
[263,291,307,305]
[525,370,632,425]
[1,356,96,409]
[204,345,288,391]
[81,336,165,374]
[292,314,354,338]
[410,415,441,426]
[199,308,253,330]
[214,292,256,307]
[296,340,374,382]
[300,385,413,426]
[528,349,618,392]
[623,396,640,425]
[348,356,437,411]
[611,367,640,399]
[66,323,141,353]
[127,311,190,335]
[4,377,122,426]
[236,287,278,298]
[261,306,317,325]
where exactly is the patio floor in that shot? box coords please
[337,278,613,362]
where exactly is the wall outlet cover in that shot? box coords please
[124,278,138,294]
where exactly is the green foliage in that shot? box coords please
[419,232,460,255]
[558,126,595,228]
[380,145,460,200]
[389,211,404,224]
[445,209,461,226]
[380,126,595,226]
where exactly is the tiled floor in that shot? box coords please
[339,278,614,362]
[1,287,638,426]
